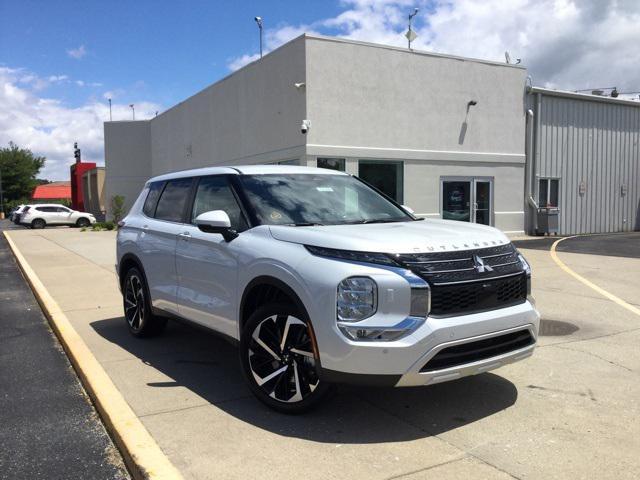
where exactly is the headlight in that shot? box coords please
[518,253,532,296]
[337,277,377,322]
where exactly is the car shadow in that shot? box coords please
[92,316,518,444]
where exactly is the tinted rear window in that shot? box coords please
[154,178,192,222]
[143,181,164,217]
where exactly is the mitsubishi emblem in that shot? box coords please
[473,255,493,273]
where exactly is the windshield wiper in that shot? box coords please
[288,222,325,227]
[345,218,406,225]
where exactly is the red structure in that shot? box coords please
[69,143,95,212]
[32,181,72,202]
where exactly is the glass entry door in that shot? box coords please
[442,177,493,226]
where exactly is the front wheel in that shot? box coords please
[240,303,330,413]
[76,217,90,228]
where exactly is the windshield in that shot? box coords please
[238,174,414,226]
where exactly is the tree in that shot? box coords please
[110,195,126,224]
[0,142,45,213]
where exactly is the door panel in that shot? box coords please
[474,180,492,226]
[441,178,493,226]
[175,226,239,336]
[442,181,471,222]
[175,175,245,337]
[140,177,193,314]
[139,219,181,314]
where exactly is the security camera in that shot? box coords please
[300,119,311,134]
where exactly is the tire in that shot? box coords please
[240,303,331,413]
[122,267,167,337]
[31,218,46,229]
[76,217,90,228]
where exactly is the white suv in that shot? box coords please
[20,204,96,229]
[117,165,539,412]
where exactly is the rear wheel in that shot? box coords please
[76,217,90,228]
[240,303,330,413]
[122,267,167,337]
[31,218,45,229]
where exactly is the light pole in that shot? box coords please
[129,104,135,120]
[407,8,419,49]
[254,16,263,58]
[108,98,112,121]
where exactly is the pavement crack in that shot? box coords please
[553,344,636,374]
[538,326,640,348]
[34,233,117,276]
[354,392,523,480]
[385,456,467,479]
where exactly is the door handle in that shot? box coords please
[178,232,191,240]
[142,225,149,230]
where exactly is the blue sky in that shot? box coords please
[1,0,639,179]
[0,0,344,108]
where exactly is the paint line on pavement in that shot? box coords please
[550,236,640,318]
[3,231,184,480]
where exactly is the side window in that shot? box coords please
[191,176,248,231]
[57,207,70,213]
[143,181,164,217]
[154,178,193,222]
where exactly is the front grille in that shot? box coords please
[395,243,527,316]
[420,329,534,372]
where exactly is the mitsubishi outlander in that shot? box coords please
[116,165,539,413]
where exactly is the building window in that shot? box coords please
[539,178,559,207]
[317,158,345,171]
[358,160,404,203]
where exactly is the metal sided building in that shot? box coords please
[105,34,528,233]
[104,34,639,235]
[526,87,640,235]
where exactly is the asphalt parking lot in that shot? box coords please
[3,226,640,479]
[0,221,129,479]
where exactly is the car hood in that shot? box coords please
[268,219,511,254]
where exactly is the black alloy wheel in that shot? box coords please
[122,267,166,337]
[240,303,330,413]
[76,217,90,228]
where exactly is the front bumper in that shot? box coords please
[318,300,540,387]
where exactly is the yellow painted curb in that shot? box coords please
[550,235,640,318]
[4,231,184,480]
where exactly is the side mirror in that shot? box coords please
[194,210,238,242]
[401,205,415,214]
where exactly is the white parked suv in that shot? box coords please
[20,204,96,229]
[117,165,539,412]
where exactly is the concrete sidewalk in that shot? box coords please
[5,228,640,480]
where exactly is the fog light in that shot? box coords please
[338,317,424,342]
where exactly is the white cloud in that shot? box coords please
[67,45,87,59]
[48,75,69,83]
[0,67,161,180]
[227,0,640,93]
